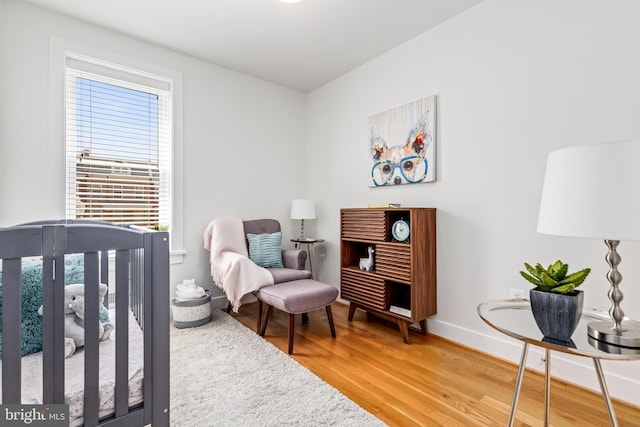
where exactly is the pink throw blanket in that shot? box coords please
[203,218,274,312]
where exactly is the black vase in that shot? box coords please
[529,288,584,342]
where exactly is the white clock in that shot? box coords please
[391,219,410,242]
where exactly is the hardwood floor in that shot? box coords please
[232,301,640,426]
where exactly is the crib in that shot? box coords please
[0,220,170,426]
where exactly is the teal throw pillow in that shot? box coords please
[247,232,284,268]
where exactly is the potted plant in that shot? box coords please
[520,260,591,342]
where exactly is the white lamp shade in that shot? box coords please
[290,199,316,220]
[537,140,640,241]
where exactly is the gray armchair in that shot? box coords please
[225,219,311,313]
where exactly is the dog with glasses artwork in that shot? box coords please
[369,96,436,186]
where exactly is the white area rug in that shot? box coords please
[170,310,385,426]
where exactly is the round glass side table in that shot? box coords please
[478,299,640,427]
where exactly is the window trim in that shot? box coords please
[49,38,185,263]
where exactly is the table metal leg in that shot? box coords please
[296,243,316,280]
[593,358,619,427]
[508,342,529,427]
[307,243,316,280]
[544,349,551,426]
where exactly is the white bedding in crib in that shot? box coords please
[0,310,144,426]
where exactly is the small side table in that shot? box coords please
[478,299,640,427]
[290,238,324,280]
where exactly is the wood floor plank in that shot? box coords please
[232,302,640,426]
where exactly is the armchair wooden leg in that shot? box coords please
[288,313,295,354]
[257,300,263,334]
[260,305,272,336]
[326,305,336,338]
[226,301,232,314]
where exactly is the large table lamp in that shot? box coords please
[290,199,316,240]
[537,140,640,349]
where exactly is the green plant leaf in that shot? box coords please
[540,271,559,287]
[551,283,576,294]
[550,262,569,281]
[558,268,591,287]
[520,271,543,287]
[548,260,562,274]
[524,263,539,278]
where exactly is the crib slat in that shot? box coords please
[114,249,130,417]
[41,225,67,404]
[83,252,100,426]
[1,258,22,403]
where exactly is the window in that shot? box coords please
[65,57,171,230]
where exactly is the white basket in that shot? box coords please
[172,292,211,328]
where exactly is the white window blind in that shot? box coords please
[65,57,171,229]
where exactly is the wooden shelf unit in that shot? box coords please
[340,207,437,343]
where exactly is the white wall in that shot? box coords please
[306,0,640,404]
[0,0,307,301]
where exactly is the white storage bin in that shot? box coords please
[171,292,212,328]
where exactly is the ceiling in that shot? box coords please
[20,0,483,92]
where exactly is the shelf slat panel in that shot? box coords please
[341,268,386,310]
[375,243,411,282]
[341,210,388,240]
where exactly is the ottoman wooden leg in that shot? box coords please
[257,300,263,334]
[326,305,336,338]
[288,314,295,354]
[261,305,272,336]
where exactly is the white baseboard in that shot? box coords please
[210,295,229,310]
[210,293,258,311]
[428,318,640,406]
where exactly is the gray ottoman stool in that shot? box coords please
[256,279,339,354]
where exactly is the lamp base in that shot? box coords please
[299,219,305,240]
[588,320,640,349]
[588,335,640,355]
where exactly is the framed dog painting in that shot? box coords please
[368,96,436,187]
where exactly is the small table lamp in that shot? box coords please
[537,140,640,349]
[290,199,316,240]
